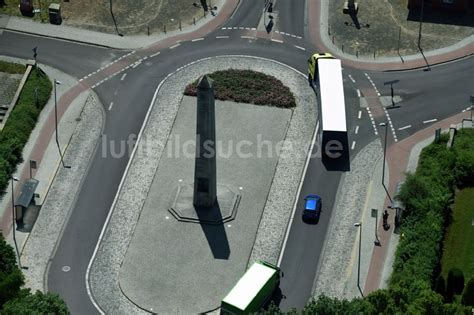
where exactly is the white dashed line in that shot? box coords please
[355,125,359,134]
[108,102,114,111]
[120,73,127,81]
[245,27,250,30]
[294,45,306,51]
[275,31,280,34]
[297,36,302,39]
[358,110,362,119]
[233,27,238,30]
[222,27,227,30]
[192,38,204,42]
[398,125,411,131]
[239,27,244,30]
[241,36,254,39]
[423,118,437,124]
[169,43,181,49]
[150,51,161,58]
[348,74,355,83]
[382,107,398,142]
[79,78,83,82]
[351,141,356,150]
[291,34,297,38]
[132,61,142,68]
[356,89,361,98]
[366,108,378,136]
[271,39,284,43]
[216,36,229,39]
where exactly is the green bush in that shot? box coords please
[184,70,296,108]
[0,234,24,308]
[435,275,446,300]
[0,67,52,195]
[1,291,69,315]
[0,61,26,74]
[461,278,474,306]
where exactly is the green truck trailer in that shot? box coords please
[221,260,281,315]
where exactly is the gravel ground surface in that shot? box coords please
[312,139,383,299]
[0,72,21,108]
[88,55,316,314]
[328,0,474,57]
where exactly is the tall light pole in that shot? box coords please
[54,80,71,169]
[11,176,22,268]
[417,0,425,49]
[379,122,392,203]
[354,222,364,297]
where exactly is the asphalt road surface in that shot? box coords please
[1,0,473,313]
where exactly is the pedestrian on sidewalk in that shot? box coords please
[383,209,390,231]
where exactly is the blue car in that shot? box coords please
[302,194,322,223]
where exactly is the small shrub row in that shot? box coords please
[0,61,26,74]
[184,69,296,108]
[0,66,52,195]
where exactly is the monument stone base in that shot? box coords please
[169,183,240,225]
[343,2,359,14]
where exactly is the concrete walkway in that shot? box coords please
[0,55,104,292]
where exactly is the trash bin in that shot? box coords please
[48,3,62,25]
[19,0,34,17]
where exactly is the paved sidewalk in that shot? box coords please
[0,0,231,50]
[0,56,103,291]
[363,111,473,295]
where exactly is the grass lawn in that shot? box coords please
[441,187,474,281]
[0,60,26,74]
[184,70,296,108]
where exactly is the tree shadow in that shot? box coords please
[407,6,474,27]
[196,201,231,260]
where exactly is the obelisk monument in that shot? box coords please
[193,75,217,208]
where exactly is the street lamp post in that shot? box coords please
[11,176,22,268]
[53,80,71,169]
[417,0,425,49]
[354,222,364,297]
[379,122,392,203]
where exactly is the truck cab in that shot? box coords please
[307,52,334,84]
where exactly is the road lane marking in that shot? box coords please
[86,62,167,315]
[251,27,256,30]
[241,36,254,39]
[351,141,356,150]
[383,107,398,142]
[120,73,127,81]
[423,118,437,124]
[169,43,181,49]
[398,125,411,131]
[348,74,355,83]
[271,39,283,43]
[366,107,378,135]
[62,266,71,272]
[191,38,204,42]
[132,61,142,68]
[278,122,320,266]
[294,45,306,51]
[358,110,362,119]
[356,89,361,98]
[216,36,229,39]
[222,27,227,29]
[150,51,161,58]
[355,125,359,134]
[108,102,114,111]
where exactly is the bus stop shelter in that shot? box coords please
[15,178,39,225]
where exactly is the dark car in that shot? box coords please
[302,194,322,223]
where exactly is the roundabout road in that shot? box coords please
[1,0,473,313]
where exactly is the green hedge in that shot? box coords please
[0,61,26,74]
[0,66,52,195]
[184,70,296,108]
